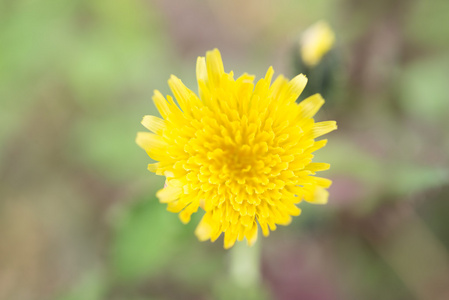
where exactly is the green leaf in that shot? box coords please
[58,269,107,300]
[387,164,449,197]
[317,137,449,197]
[406,0,449,47]
[400,56,449,124]
[110,196,181,281]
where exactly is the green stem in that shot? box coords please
[229,240,261,288]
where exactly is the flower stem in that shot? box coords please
[229,240,261,288]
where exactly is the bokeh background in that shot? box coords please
[1,0,449,299]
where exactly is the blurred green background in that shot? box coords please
[1,0,449,299]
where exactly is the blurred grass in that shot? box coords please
[1,0,449,300]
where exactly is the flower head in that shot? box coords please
[136,49,337,249]
[300,21,335,67]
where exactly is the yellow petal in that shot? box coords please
[309,187,329,204]
[210,225,223,242]
[314,177,333,188]
[305,162,330,174]
[276,214,292,226]
[259,220,270,237]
[224,230,238,249]
[147,163,159,172]
[168,75,196,112]
[196,56,207,83]
[156,186,182,203]
[152,90,171,119]
[195,214,213,241]
[307,139,328,153]
[206,48,225,87]
[136,132,167,161]
[147,163,163,175]
[254,67,274,98]
[135,132,164,149]
[298,93,325,119]
[141,115,166,135]
[287,74,308,98]
[196,56,209,102]
[312,121,337,138]
[179,202,199,224]
[285,202,302,216]
[264,66,274,83]
[246,221,258,246]
[269,75,288,100]
[167,200,189,213]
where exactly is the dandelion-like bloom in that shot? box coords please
[136,49,336,249]
[300,21,335,67]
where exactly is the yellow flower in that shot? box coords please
[136,49,337,249]
[300,21,335,67]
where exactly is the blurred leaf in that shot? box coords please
[406,0,449,47]
[0,0,74,95]
[0,0,75,138]
[316,137,384,183]
[110,196,181,281]
[58,268,107,300]
[318,137,449,197]
[335,236,412,300]
[400,56,449,124]
[63,0,169,110]
[275,0,335,27]
[68,106,159,180]
[388,163,449,197]
[166,231,223,291]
